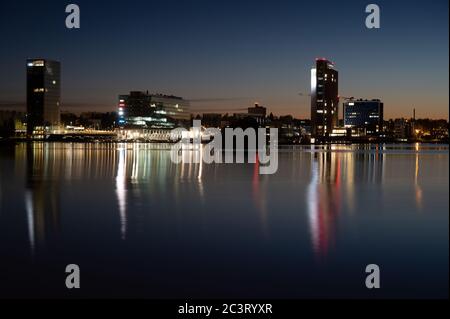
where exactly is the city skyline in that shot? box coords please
[0,0,448,303]
[14,58,448,122]
[0,0,448,119]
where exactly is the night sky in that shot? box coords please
[0,0,448,119]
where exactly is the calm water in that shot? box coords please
[0,142,448,298]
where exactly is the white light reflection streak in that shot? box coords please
[307,157,319,255]
[25,191,35,256]
[116,147,127,240]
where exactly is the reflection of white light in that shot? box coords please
[131,146,140,180]
[116,147,127,240]
[25,191,35,255]
[307,159,319,255]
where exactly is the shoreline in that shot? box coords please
[0,138,448,146]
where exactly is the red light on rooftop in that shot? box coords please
[316,57,335,65]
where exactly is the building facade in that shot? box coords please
[26,59,61,135]
[248,103,267,125]
[310,58,339,137]
[344,99,384,136]
[118,91,190,129]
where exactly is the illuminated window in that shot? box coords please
[29,60,45,67]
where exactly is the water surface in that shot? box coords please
[0,142,448,298]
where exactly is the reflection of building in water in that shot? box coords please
[307,151,341,259]
[113,144,206,240]
[23,143,61,255]
[252,155,269,237]
[353,147,385,184]
[116,147,127,240]
[20,142,125,252]
[307,146,385,258]
[414,143,423,210]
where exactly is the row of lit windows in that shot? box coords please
[27,61,45,67]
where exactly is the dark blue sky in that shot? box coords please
[0,0,448,118]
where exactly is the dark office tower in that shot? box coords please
[26,59,61,135]
[310,58,338,137]
[344,99,384,136]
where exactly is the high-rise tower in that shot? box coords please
[310,58,338,137]
[26,59,61,135]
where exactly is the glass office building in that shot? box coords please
[344,99,384,135]
[118,91,190,129]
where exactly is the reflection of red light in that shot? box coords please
[253,153,259,187]
[119,103,125,107]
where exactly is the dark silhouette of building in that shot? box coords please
[310,58,338,137]
[26,59,61,135]
[248,103,267,125]
[202,113,222,127]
